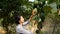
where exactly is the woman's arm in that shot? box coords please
[23,10,36,25]
[29,9,36,21]
[23,20,29,25]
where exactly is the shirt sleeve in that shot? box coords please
[16,26,33,34]
[23,20,30,25]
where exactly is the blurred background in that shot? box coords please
[0,0,60,34]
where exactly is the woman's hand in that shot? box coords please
[29,9,36,21]
[32,8,37,16]
[31,26,35,32]
[31,21,36,32]
[32,9,36,16]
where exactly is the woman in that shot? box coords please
[16,10,36,34]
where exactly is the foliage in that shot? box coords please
[0,0,60,34]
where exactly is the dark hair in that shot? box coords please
[15,16,21,24]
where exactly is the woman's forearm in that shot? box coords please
[31,27,35,32]
[29,15,34,21]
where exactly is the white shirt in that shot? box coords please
[16,20,33,34]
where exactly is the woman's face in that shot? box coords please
[19,16,24,23]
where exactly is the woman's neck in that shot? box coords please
[20,22,23,26]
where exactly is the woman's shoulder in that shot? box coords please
[16,24,21,29]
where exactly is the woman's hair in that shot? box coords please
[15,16,21,24]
